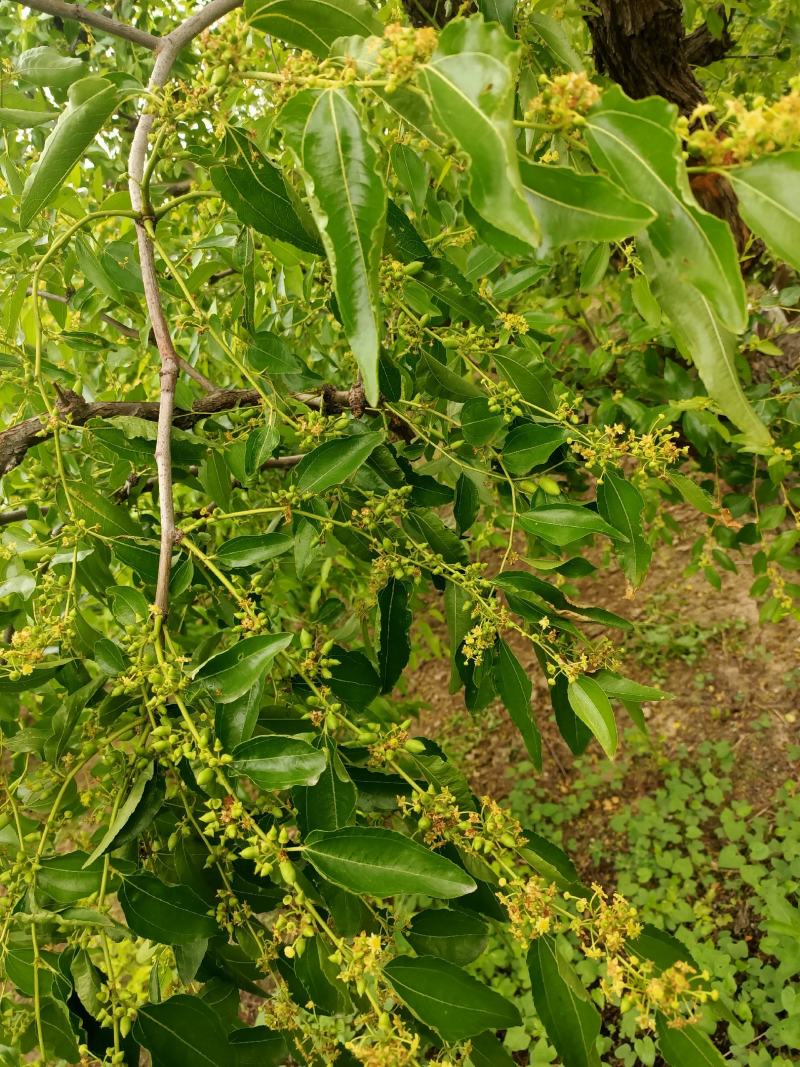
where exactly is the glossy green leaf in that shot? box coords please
[229,1026,289,1067]
[22,996,82,1063]
[593,670,669,704]
[495,639,542,770]
[567,675,617,758]
[384,955,521,1041]
[231,735,327,790]
[503,423,566,474]
[727,151,800,272]
[327,646,381,708]
[215,533,294,569]
[518,503,627,546]
[378,578,412,693]
[119,873,219,944]
[656,1014,726,1067]
[280,88,386,405]
[37,851,104,903]
[295,431,383,494]
[454,472,480,534]
[133,994,230,1066]
[528,936,601,1067]
[469,1031,516,1066]
[304,826,477,898]
[16,46,85,88]
[461,397,505,445]
[585,87,746,332]
[519,161,654,252]
[494,349,554,412]
[68,481,141,540]
[421,15,538,247]
[20,76,119,226]
[406,908,489,965]
[85,763,164,865]
[190,633,294,704]
[422,349,483,401]
[210,127,320,253]
[245,0,382,57]
[295,739,356,833]
[640,236,771,448]
[596,468,651,587]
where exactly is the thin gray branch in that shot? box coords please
[127,0,242,616]
[19,0,160,49]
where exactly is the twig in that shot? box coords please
[127,0,242,617]
[18,0,160,50]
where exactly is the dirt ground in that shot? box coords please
[411,506,800,877]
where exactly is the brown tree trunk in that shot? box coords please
[585,0,750,254]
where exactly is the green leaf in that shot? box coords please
[230,1026,289,1067]
[592,670,669,704]
[295,431,383,494]
[245,0,382,57]
[378,578,412,693]
[119,873,219,945]
[68,481,141,540]
[210,127,321,253]
[596,468,651,587]
[528,936,601,1067]
[404,508,467,564]
[231,735,327,790]
[502,423,566,474]
[727,151,800,272]
[190,633,294,704]
[327,646,381,708]
[461,398,505,445]
[421,15,538,247]
[383,955,521,1041]
[477,0,515,34]
[494,349,554,412]
[494,639,542,770]
[422,349,483,401]
[640,236,771,448]
[406,908,489,965]
[454,472,480,534]
[567,675,617,758]
[20,76,119,226]
[280,88,386,405]
[84,764,164,865]
[37,851,104,903]
[133,994,230,1066]
[295,738,357,833]
[518,503,627,546]
[22,996,82,1064]
[668,471,717,515]
[469,1031,516,1066]
[304,826,477,898]
[519,161,654,252]
[585,87,746,332]
[216,679,264,752]
[215,533,294,569]
[16,46,86,88]
[656,1015,726,1067]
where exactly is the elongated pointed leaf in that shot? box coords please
[528,936,601,1067]
[84,764,163,865]
[295,431,383,494]
[215,532,294,569]
[384,955,520,1042]
[280,88,386,404]
[640,236,771,448]
[656,1015,726,1067]
[210,127,320,253]
[133,995,230,1067]
[20,76,118,226]
[567,675,617,757]
[304,826,476,898]
[406,909,489,965]
[190,633,294,704]
[231,735,327,790]
[421,15,538,247]
[295,739,357,833]
[519,503,627,546]
[585,87,746,332]
[16,46,85,89]
[119,873,219,944]
[727,150,800,272]
[494,639,542,769]
[520,161,654,252]
[378,578,412,693]
[596,468,651,587]
[245,0,382,57]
